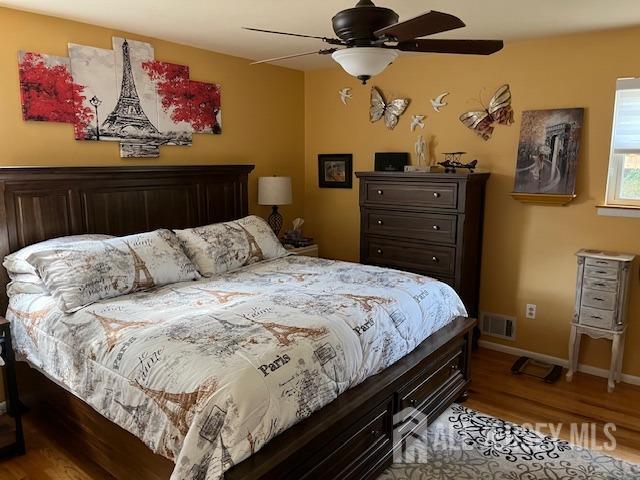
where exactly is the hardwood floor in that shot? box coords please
[1,347,639,479]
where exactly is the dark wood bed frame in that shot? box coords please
[0,166,474,480]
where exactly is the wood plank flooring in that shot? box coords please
[0,347,639,479]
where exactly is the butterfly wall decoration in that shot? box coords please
[370,86,410,130]
[459,84,514,140]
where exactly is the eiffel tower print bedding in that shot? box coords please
[7,254,466,480]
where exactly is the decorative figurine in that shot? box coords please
[410,114,425,132]
[430,91,449,112]
[339,87,352,105]
[370,86,410,130]
[439,152,478,172]
[414,135,426,166]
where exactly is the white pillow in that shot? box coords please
[6,273,48,296]
[175,215,288,276]
[27,229,200,313]
[3,234,114,276]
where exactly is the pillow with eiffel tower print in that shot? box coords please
[26,229,200,313]
[175,215,288,277]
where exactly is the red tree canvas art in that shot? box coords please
[18,51,94,139]
[17,38,222,158]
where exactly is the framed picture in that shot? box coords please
[512,108,584,204]
[318,153,353,188]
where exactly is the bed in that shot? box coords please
[0,166,475,480]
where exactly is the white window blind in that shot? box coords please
[612,78,640,153]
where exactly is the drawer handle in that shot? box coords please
[593,297,605,302]
[377,189,384,195]
[433,192,441,198]
[596,271,607,274]
[370,429,379,436]
[377,248,383,255]
[432,225,440,231]
[451,364,459,372]
[596,260,608,265]
[591,315,602,320]
[409,399,417,407]
[377,219,383,225]
[432,256,439,263]
[593,283,606,287]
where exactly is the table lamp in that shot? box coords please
[258,176,292,236]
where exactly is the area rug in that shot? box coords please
[379,404,640,480]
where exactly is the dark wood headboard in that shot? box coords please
[0,165,254,311]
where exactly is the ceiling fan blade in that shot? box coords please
[374,11,465,42]
[250,48,337,65]
[397,39,504,55]
[243,27,343,45]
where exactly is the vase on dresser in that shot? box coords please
[355,170,490,347]
[566,249,635,392]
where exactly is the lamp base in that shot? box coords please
[267,205,283,237]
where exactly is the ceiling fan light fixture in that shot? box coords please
[331,47,398,84]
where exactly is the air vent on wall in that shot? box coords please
[480,312,516,341]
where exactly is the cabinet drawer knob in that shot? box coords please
[377,219,383,225]
[432,256,439,263]
[377,189,384,195]
[409,399,417,407]
[370,429,379,436]
[432,225,440,231]
[377,248,383,255]
[433,192,441,198]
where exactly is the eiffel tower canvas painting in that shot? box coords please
[20,36,221,158]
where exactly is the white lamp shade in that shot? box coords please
[258,176,292,206]
[331,47,398,79]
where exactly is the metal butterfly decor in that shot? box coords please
[370,86,410,130]
[459,84,514,140]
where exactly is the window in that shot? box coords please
[605,78,640,207]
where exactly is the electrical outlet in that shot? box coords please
[526,304,536,319]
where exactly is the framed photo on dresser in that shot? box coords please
[318,153,352,188]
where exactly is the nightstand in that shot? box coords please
[285,244,319,257]
[0,317,24,457]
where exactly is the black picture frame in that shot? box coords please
[318,153,353,189]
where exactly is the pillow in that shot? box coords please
[6,273,48,297]
[175,215,288,276]
[27,229,200,313]
[3,234,114,276]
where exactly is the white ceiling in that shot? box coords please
[3,0,640,70]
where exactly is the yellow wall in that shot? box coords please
[305,26,640,377]
[0,7,305,224]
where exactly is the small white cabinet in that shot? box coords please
[566,249,635,392]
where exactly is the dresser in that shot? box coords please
[566,249,635,392]
[355,171,490,328]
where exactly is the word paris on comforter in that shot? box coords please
[8,255,466,479]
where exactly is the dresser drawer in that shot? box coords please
[579,306,614,329]
[583,276,618,293]
[584,266,618,281]
[365,181,458,209]
[581,288,616,311]
[585,257,620,269]
[366,239,455,276]
[363,209,457,244]
[298,399,392,480]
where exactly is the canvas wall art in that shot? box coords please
[18,37,222,158]
[514,108,584,195]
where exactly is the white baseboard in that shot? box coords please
[478,340,640,387]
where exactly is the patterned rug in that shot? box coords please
[379,404,640,480]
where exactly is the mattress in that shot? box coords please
[8,255,466,480]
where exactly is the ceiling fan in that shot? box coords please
[245,0,503,84]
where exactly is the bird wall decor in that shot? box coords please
[431,92,449,112]
[410,114,425,132]
[339,87,352,105]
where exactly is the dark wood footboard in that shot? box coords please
[19,316,474,480]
